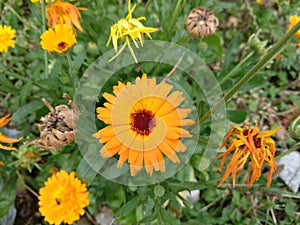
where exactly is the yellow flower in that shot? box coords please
[256,0,262,3]
[47,0,87,32]
[0,25,16,53]
[30,0,50,3]
[0,114,22,150]
[93,74,195,176]
[288,15,300,38]
[40,24,77,53]
[38,170,90,225]
[215,123,280,188]
[106,0,158,63]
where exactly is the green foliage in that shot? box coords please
[0,0,300,224]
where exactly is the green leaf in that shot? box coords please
[105,183,126,209]
[285,201,296,217]
[160,207,181,225]
[0,76,19,95]
[0,174,17,220]
[115,194,145,218]
[76,158,98,185]
[72,48,87,71]
[138,212,158,223]
[201,34,223,62]
[167,179,208,192]
[227,110,248,123]
[12,100,44,123]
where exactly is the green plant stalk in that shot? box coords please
[218,51,254,86]
[275,143,300,160]
[5,5,27,24]
[41,0,49,79]
[199,21,300,124]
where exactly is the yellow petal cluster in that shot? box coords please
[288,15,300,38]
[94,74,194,176]
[215,123,280,188]
[0,25,16,53]
[40,24,77,53]
[38,170,90,225]
[106,0,158,63]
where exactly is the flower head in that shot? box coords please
[288,15,300,38]
[93,74,195,176]
[185,7,219,38]
[106,0,158,63]
[0,25,16,53]
[40,24,76,53]
[215,123,280,188]
[47,0,86,32]
[38,170,90,225]
[0,114,22,150]
[31,0,51,3]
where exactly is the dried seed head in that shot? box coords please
[186,7,219,38]
[25,94,79,151]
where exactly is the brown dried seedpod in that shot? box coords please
[25,93,79,151]
[186,7,219,38]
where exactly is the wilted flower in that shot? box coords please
[106,0,158,63]
[215,123,280,188]
[185,7,219,38]
[47,0,87,32]
[93,74,194,176]
[38,170,90,225]
[0,25,16,53]
[0,114,22,150]
[288,15,300,38]
[25,94,78,151]
[40,24,76,53]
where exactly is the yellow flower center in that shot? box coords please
[130,109,156,136]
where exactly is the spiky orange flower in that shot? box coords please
[0,25,16,53]
[215,123,280,188]
[47,0,86,32]
[106,0,158,63]
[38,170,90,225]
[40,24,76,53]
[288,15,300,38]
[0,114,22,150]
[93,74,195,176]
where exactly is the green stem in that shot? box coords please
[275,143,300,160]
[199,21,300,124]
[154,198,163,225]
[41,0,49,78]
[218,51,254,86]
[143,0,152,16]
[5,5,27,24]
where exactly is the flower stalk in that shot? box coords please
[199,21,300,124]
[41,0,49,78]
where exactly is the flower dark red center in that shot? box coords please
[130,109,156,136]
[58,41,68,50]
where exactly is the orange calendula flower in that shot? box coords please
[40,24,76,53]
[93,74,195,176]
[47,0,87,32]
[288,15,300,38]
[0,114,22,150]
[0,25,16,53]
[215,123,280,188]
[106,0,158,63]
[38,170,90,225]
